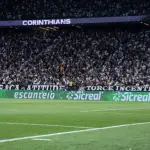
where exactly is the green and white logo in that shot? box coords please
[113,92,150,102]
[66,91,103,101]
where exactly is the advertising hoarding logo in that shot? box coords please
[113,92,150,102]
[66,91,103,101]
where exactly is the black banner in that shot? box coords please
[0,84,150,91]
[0,84,65,90]
[86,86,150,92]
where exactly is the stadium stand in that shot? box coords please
[0,25,150,87]
[0,0,150,89]
[0,0,150,20]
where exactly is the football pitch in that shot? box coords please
[0,99,150,150]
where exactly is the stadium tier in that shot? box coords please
[0,0,150,20]
[0,25,150,87]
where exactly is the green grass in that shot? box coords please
[0,99,150,150]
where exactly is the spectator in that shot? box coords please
[0,0,150,20]
[0,25,150,87]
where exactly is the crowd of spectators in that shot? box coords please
[0,0,150,20]
[0,26,150,87]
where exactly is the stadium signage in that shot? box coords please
[1,84,150,91]
[66,91,103,101]
[1,90,150,102]
[22,19,71,26]
[113,92,150,102]
[0,16,144,27]
[14,91,55,99]
[0,84,65,90]
[86,86,150,91]
[12,91,104,100]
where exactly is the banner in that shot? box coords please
[0,90,150,102]
[1,84,150,92]
[0,16,145,27]
[0,84,65,90]
[85,86,150,92]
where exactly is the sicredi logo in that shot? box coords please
[113,92,150,102]
[66,91,103,101]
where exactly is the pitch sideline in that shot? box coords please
[0,122,92,129]
[0,122,150,143]
[80,107,150,112]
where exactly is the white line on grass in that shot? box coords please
[0,122,150,143]
[32,138,52,141]
[80,107,150,112]
[6,109,19,112]
[0,122,92,129]
[110,112,132,115]
[0,109,19,112]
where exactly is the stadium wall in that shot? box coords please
[0,90,150,102]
